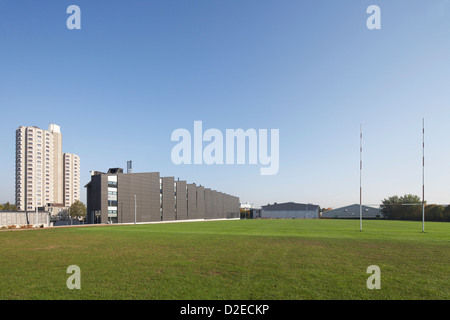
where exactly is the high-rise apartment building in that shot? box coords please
[63,153,80,207]
[15,124,80,211]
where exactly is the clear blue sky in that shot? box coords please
[1,0,450,208]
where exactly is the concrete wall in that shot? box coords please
[0,211,49,227]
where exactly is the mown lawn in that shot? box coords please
[0,219,448,300]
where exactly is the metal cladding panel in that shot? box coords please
[321,204,381,219]
[262,202,319,212]
[204,188,212,219]
[86,174,103,223]
[140,172,161,222]
[222,195,228,218]
[261,209,319,219]
[86,183,92,223]
[218,192,224,218]
[231,196,240,218]
[217,192,224,218]
[100,175,109,223]
[86,170,240,223]
[116,174,133,223]
[224,194,231,218]
[187,183,197,220]
[195,186,205,219]
[210,190,219,218]
[162,177,175,221]
[175,180,187,220]
[117,172,160,223]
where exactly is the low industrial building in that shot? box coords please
[85,168,240,224]
[261,202,319,219]
[320,204,382,219]
[250,208,262,218]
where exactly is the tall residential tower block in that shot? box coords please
[15,124,80,211]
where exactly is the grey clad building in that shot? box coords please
[261,202,319,219]
[85,168,240,224]
[320,204,382,219]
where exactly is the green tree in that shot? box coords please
[381,194,422,221]
[3,202,12,211]
[442,205,450,222]
[240,208,251,219]
[68,200,87,219]
[0,203,3,211]
[425,204,445,222]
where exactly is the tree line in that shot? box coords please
[0,200,86,218]
[0,202,18,211]
[381,194,450,222]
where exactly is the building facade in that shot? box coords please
[320,204,382,219]
[63,153,81,207]
[85,168,240,224]
[261,202,319,219]
[15,124,80,212]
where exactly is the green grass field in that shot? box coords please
[0,219,448,300]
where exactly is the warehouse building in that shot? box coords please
[85,168,240,224]
[320,204,382,219]
[261,202,319,219]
